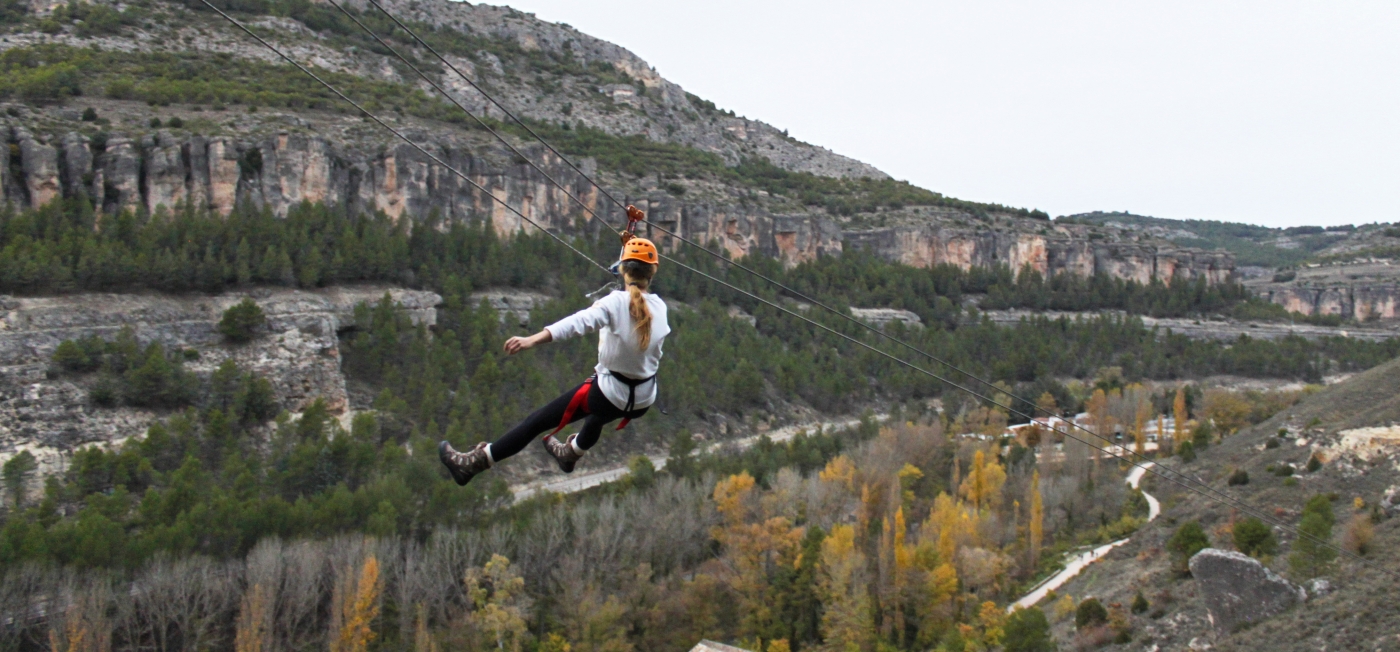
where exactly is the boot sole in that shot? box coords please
[543,436,577,474]
[438,441,472,486]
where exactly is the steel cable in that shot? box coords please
[205,1,1398,581]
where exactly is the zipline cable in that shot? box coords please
[204,3,1395,581]
[346,0,1314,532]
[327,0,1366,572]
[360,0,633,214]
[193,0,613,280]
[280,0,1369,574]
[325,0,624,244]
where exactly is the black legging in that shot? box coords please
[489,378,649,461]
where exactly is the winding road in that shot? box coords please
[1010,462,1160,611]
[509,415,879,502]
[506,418,1163,615]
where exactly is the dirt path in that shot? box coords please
[509,415,880,502]
[1010,462,1159,611]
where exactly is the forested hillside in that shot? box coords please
[1,196,1397,650]
[0,0,1397,649]
[1061,211,1396,269]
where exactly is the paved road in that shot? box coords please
[510,415,878,502]
[980,309,1398,342]
[1010,462,1159,611]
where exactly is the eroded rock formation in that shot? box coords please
[0,286,439,493]
[1252,283,1400,321]
[2,125,1234,285]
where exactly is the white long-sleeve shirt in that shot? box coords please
[544,290,670,411]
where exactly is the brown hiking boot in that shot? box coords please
[439,441,492,486]
[543,433,584,473]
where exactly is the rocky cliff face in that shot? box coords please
[1,121,1234,284]
[0,286,439,487]
[4,0,883,181]
[1253,284,1399,320]
[0,0,1236,285]
[1245,261,1400,320]
[842,212,1234,284]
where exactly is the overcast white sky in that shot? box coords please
[486,1,1397,228]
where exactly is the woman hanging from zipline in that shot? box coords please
[439,214,668,485]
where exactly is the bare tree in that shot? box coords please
[47,573,113,652]
[275,540,330,652]
[0,564,61,651]
[126,555,236,652]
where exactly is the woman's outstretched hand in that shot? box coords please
[504,329,553,355]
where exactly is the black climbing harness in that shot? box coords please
[604,369,656,414]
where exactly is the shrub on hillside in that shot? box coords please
[52,337,105,373]
[1004,607,1055,652]
[1177,440,1196,462]
[1167,521,1210,574]
[1342,513,1374,555]
[1228,468,1249,486]
[1289,494,1337,579]
[1233,517,1277,558]
[219,299,266,343]
[1075,598,1108,630]
[1191,420,1213,449]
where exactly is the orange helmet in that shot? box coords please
[620,237,659,266]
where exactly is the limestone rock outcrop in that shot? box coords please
[1188,548,1306,632]
[849,308,923,329]
[1,126,1234,285]
[0,286,439,486]
[469,289,556,327]
[1251,283,1400,321]
[844,220,1234,284]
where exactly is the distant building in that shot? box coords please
[1004,414,1083,446]
[1003,413,1177,449]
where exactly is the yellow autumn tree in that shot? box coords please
[1086,388,1109,443]
[1156,414,1165,456]
[881,507,918,645]
[713,472,758,531]
[1202,388,1252,435]
[817,525,873,652]
[1028,469,1044,570]
[1035,391,1059,416]
[977,600,1006,647]
[928,562,959,620]
[1134,397,1152,457]
[235,583,272,652]
[897,463,923,508]
[413,603,439,652]
[819,455,857,491]
[958,449,1006,512]
[537,633,570,652]
[1173,387,1188,450]
[464,555,529,652]
[928,493,963,564]
[712,473,803,644]
[330,556,381,652]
